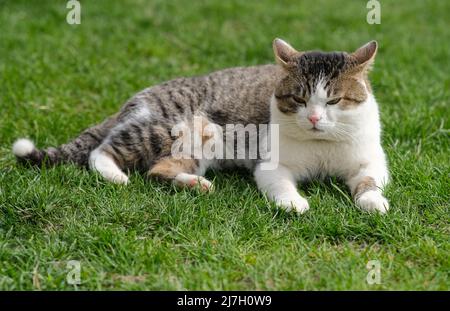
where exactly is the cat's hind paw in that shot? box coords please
[174,173,214,192]
[356,190,389,213]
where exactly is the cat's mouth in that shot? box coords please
[310,127,324,132]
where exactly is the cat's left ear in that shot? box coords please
[351,40,378,70]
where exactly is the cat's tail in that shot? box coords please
[12,115,118,167]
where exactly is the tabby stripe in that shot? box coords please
[169,90,185,114]
[130,123,144,143]
[161,122,176,141]
[84,131,102,143]
[108,148,122,166]
[184,89,196,113]
[305,81,311,95]
[148,126,162,156]
[74,140,83,150]
[119,130,132,142]
[153,95,168,118]
[110,144,125,161]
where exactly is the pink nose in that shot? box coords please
[308,115,321,125]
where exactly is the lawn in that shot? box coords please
[0,0,448,290]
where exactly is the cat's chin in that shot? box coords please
[309,128,324,133]
[283,128,338,142]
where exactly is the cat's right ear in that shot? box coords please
[273,38,299,68]
[351,41,378,69]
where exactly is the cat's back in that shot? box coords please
[124,64,282,126]
[199,64,282,125]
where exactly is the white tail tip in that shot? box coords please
[12,138,35,157]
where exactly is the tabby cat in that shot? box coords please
[13,38,389,214]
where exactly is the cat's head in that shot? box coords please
[272,38,378,140]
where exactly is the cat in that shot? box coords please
[12,38,390,214]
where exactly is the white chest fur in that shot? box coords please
[271,94,387,183]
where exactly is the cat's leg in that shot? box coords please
[254,163,309,214]
[346,164,389,213]
[89,146,129,184]
[148,157,213,192]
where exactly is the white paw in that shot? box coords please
[276,194,310,214]
[89,148,129,185]
[357,190,389,213]
[111,173,129,185]
[174,173,214,192]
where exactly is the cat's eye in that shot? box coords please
[292,95,306,106]
[326,97,341,105]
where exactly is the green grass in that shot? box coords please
[0,0,449,290]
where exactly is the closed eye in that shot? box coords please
[275,94,307,106]
[343,96,364,104]
[326,97,341,105]
[291,95,306,106]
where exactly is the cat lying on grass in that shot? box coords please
[13,38,389,214]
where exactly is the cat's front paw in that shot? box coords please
[356,190,389,213]
[276,195,310,214]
